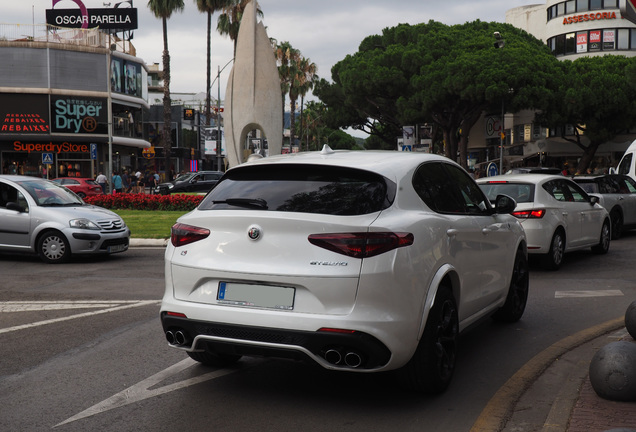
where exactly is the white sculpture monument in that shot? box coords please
[224,0,283,168]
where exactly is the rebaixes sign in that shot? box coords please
[51,96,108,135]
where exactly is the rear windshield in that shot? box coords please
[478,182,535,204]
[198,164,396,215]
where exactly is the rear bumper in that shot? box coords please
[160,313,392,371]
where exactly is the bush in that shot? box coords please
[85,193,203,211]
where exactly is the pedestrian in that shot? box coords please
[129,171,138,193]
[96,172,108,194]
[112,171,123,194]
[122,170,130,193]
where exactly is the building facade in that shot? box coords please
[0,24,151,182]
[468,0,636,174]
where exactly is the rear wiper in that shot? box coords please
[212,198,268,209]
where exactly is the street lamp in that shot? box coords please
[494,31,505,174]
[209,58,234,171]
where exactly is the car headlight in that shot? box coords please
[69,218,101,230]
[167,184,174,189]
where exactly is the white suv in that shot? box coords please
[160,147,528,394]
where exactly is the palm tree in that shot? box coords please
[147,0,184,179]
[194,0,233,127]
[274,41,300,146]
[217,0,263,55]
[293,57,318,150]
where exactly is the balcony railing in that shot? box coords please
[0,23,135,55]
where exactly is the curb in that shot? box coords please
[129,238,169,248]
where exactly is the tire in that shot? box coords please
[542,229,565,271]
[37,230,71,264]
[493,248,529,322]
[591,219,611,254]
[398,287,458,394]
[609,209,623,240]
[187,351,242,367]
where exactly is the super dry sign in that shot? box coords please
[13,141,90,154]
[51,96,108,135]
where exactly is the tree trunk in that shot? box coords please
[162,17,172,180]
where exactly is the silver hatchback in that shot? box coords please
[0,175,130,263]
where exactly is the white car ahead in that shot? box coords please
[161,147,528,394]
[478,174,610,270]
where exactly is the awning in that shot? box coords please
[112,136,151,148]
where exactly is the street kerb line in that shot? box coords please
[0,300,160,335]
[470,316,625,432]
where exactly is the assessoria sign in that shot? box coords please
[562,11,619,24]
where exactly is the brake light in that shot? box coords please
[318,328,356,334]
[165,311,187,318]
[485,181,509,184]
[308,232,414,258]
[171,223,210,247]
[512,209,545,219]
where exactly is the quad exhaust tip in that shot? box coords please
[324,348,363,368]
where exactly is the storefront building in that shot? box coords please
[468,0,636,174]
[0,25,150,182]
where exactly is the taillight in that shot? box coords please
[308,232,414,258]
[171,223,210,247]
[512,209,545,219]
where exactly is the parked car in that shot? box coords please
[160,147,529,394]
[154,171,223,195]
[613,138,636,182]
[0,175,130,263]
[478,174,611,270]
[51,177,103,198]
[572,174,636,239]
[505,167,563,175]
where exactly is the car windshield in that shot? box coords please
[479,182,535,203]
[174,173,195,182]
[198,164,395,215]
[17,179,85,206]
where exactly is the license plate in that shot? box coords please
[108,244,128,253]
[217,282,295,310]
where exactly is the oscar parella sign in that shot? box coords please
[46,8,138,31]
[50,96,108,135]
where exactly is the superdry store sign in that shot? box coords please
[0,94,50,134]
[51,96,108,135]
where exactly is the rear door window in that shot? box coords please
[199,164,395,215]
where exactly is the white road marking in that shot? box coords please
[0,300,160,335]
[554,289,623,298]
[55,358,239,427]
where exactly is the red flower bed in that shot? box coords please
[85,193,203,211]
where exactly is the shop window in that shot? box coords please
[618,29,629,49]
[558,2,566,16]
[632,29,636,49]
[565,32,577,54]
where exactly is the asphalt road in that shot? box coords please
[0,237,634,432]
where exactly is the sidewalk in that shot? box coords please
[502,326,636,432]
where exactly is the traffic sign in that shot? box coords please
[90,143,97,160]
[42,153,54,164]
[487,162,499,177]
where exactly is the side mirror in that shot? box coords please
[6,202,26,212]
[494,194,517,214]
[590,195,600,205]
[608,167,617,174]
